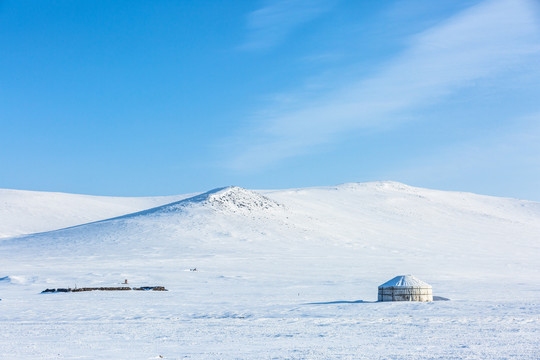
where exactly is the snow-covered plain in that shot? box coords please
[0,189,194,239]
[0,182,539,359]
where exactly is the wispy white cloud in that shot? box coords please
[384,112,540,200]
[241,0,335,50]
[229,0,540,169]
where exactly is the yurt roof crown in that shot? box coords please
[379,274,431,288]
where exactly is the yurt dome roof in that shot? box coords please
[379,275,431,288]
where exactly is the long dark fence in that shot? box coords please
[42,286,167,293]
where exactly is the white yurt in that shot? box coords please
[378,275,433,302]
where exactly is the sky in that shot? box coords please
[1,0,540,200]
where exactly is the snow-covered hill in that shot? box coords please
[0,182,539,359]
[0,188,195,239]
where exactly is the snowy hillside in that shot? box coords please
[0,182,539,359]
[0,188,195,238]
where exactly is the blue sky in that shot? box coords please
[1,0,540,200]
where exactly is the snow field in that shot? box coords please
[0,182,539,358]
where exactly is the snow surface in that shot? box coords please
[379,274,431,288]
[0,181,539,359]
[0,188,194,239]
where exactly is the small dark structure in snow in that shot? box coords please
[378,275,432,302]
[41,286,167,293]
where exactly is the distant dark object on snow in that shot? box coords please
[378,275,433,302]
[41,286,167,293]
[433,295,450,301]
[133,286,167,291]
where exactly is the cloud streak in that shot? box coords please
[241,0,335,50]
[384,112,540,200]
[229,0,540,170]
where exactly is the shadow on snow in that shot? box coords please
[303,299,376,305]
